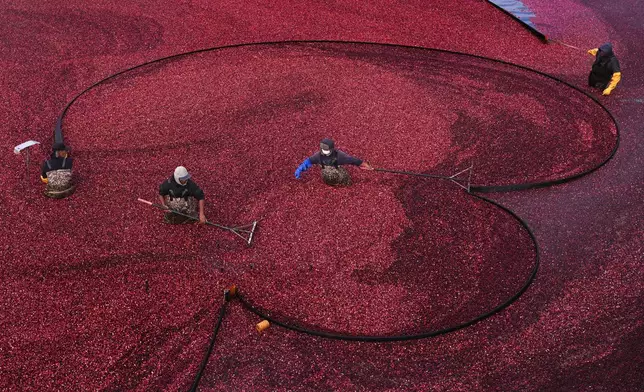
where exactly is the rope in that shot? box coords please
[54,40,619,192]
[49,40,621,385]
[188,301,228,392]
[235,192,539,342]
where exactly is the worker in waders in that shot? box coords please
[40,142,75,199]
[588,43,621,96]
[158,166,207,224]
[294,138,373,186]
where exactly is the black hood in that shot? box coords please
[598,42,614,57]
[320,138,335,151]
[52,141,68,152]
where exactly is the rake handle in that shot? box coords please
[137,198,233,230]
[374,168,451,180]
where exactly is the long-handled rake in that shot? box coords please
[548,38,585,52]
[374,164,473,192]
[137,198,259,246]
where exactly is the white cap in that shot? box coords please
[174,166,191,184]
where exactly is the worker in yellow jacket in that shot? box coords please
[588,43,621,96]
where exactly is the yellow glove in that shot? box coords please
[40,176,49,184]
[588,48,598,56]
[602,72,621,95]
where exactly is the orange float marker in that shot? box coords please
[224,285,238,301]
[256,320,270,333]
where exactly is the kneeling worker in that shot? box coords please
[588,43,621,96]
[159,166,207,224]
[41,142,74,198]
[295,138,373,186]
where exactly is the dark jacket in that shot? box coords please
[589,43,621,88]
[41,155,73,179]
[308,150,363,168]
[159,176,205,200]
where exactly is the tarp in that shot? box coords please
[487,0,547,41]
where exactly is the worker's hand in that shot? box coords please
[360,162,374,170]
[602,88,612,96]
[198,212,207,225]
[295,158,312,179]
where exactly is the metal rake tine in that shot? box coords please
[449,164,473,179]
[229,229,250,242]
[450,178,470,191]
[232,224,254,230]
[228,221,258,245]
[247,221,258,246]
[446,164,474,192]
[231,219,260,230]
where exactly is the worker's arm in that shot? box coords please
[198,199,206,224]
[186,181,206,224]
[40,161,48,183]
[603,72,621,95]
[336,150,363,166]
[158,195,167,208]
[158,181,170,208]
[295,157,313,179]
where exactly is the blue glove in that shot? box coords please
[295,158,312,179]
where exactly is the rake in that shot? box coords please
[137,198,258,246]
[374,164,473,192]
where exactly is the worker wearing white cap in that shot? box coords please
[158,166,206,224]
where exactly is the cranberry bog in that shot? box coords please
[1,1,642,391]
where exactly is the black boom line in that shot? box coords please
[54,40,619,192]
[51,41,620,391]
